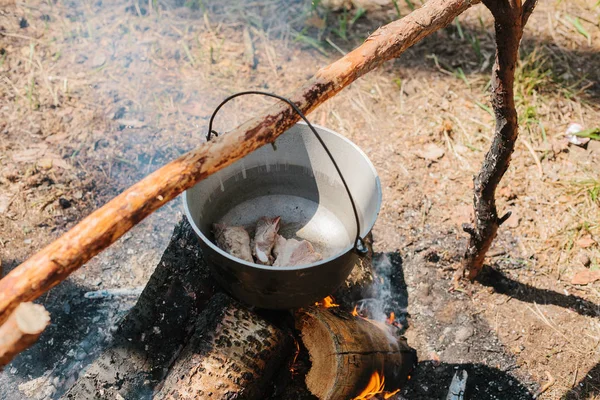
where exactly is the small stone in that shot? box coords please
[59,197,72,209]
[415,143,445,161]
[91,53,106,68]
[454,325,474,343]
[37,158,54,170]
[576,235,596,249]
[19,18,29,29]
[576,253,591,267]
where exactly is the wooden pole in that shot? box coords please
[0,0,479,325]
[0,302,50,369]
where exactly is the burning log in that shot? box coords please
[296,307,416,400]
[63,221,381,398]
[0,302,50,369]
[155,293,292,399]
[0,0,480,327]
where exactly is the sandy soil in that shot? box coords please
[1,0,599,398]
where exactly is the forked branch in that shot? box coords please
[462,0,538,279]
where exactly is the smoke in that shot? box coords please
[357,252,409,333]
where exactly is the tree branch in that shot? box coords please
[462,1,537,279]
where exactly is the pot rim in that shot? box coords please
[182,121,382,272]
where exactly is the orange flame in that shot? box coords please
[386,312,395,325]
[352,371,401,400]
[351,305,359,316]
[353,371,385,400]
[315,296,339,308]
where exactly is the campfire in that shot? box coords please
[0,0,549,397]
[59,219,416,399]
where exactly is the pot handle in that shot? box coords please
[206,91,368,256]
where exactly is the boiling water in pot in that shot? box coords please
[205,164,353,260]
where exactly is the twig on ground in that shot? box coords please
[533,371,555,399]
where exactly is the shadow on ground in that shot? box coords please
[477,265,600,400]
[477,266,600,319]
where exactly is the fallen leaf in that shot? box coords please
[576,235,596,249]
[571,269,600,285]
[304,14,326,29]
[45,133,70,144]
[415,143,445,161]
[504,212,519,228]
[0,194,12,214]
[12,144,48,162]
[38,155,71,170]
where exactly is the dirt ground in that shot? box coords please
[1,0,599,399]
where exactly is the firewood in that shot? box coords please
[0,302,50,369]
[296,307,416,400]
[155,293,292,400]
[62,219,218,399]
[0,0,480,327]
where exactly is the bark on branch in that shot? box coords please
[0,0,479,325]
[462,0,537,279]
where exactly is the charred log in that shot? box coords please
[63,219,218,399]
[296,307,416,400]
[155,293,292,400]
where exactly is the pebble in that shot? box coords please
[92,53,106,68]
[576,253,591,267]
[454,325,474,343]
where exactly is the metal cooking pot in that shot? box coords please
[183,122,381,309]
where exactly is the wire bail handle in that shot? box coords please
[206,91,367,255]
